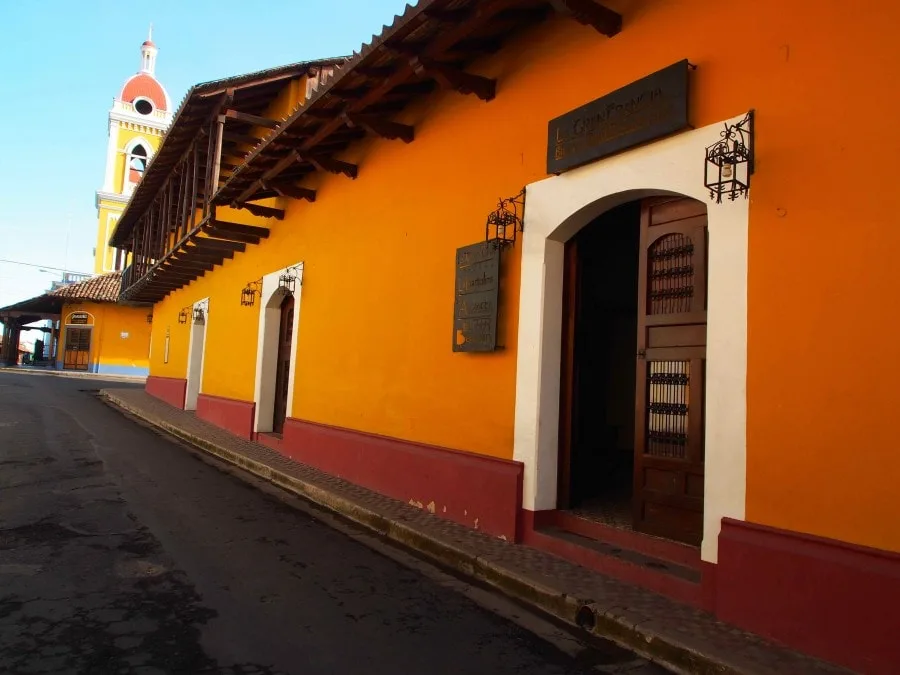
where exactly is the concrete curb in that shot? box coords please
[100,390,761,675]
[1,368,146,383]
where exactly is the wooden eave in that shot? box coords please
[215,0,622,207]
[110,57,348,250]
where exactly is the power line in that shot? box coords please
[0,259,92,276]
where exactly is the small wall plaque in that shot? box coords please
[453,242,499,352]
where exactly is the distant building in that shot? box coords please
[1,33,166,374]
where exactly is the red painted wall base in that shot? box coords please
[282,417,523,540]
[145,376,186,409]
[717,518,900,675]
[196,394,255,440]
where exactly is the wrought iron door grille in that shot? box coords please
[646,360,690,459]
[648,234,695,315]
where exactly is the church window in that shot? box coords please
[134,97,153,115]
[128,144,148,183]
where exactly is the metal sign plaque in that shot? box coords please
[453,242,499,352]
[547,60,690,174]
[69,312,89,325]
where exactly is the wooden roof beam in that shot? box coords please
[355,66,394,78]
[261,180,317,202]
[163,261,215,272]
[549,0,622,37]
[157,271,200,283]
[423,8,469,22]
[204,228,261,245]
[223,109,281,129]
[174,250,230,264]
[232,202,285,219]
[341,112,414,143]
[222,132,264,146]
[408,56,496,101]
[328,86,369,101]
[182,242,237,258]
[166,253,218,267]
[187,235,247,253]
[286,0,520,153]
[294,151,357,179]
[206,220,271,238]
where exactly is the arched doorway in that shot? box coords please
[558,197,707,546]
[272,294,295,434]
[185,307,207,411]
[514,116,749,563]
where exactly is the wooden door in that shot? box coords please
[63,327,91,371]
[557,238,580,509]
[272,295,295,435]
[634,197,707,545]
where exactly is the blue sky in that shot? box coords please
[0,0,404,307]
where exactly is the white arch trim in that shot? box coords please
[185,298,209,411]
[64,311,96,325]
[253,263,304,433]
[122,135,154,157]
[513,115,749,564]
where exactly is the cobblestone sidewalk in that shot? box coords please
[102,388,850,675]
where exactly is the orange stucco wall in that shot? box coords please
[147,1,900,551]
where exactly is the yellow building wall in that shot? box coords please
[95,201,124,274]
[61,301,151,375]
[95,125,163,274]
[146,1,900,552]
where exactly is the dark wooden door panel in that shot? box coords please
[63,328,91,371]
[557,238,580,510]
[634,197,708,546]
[272,295,294,435]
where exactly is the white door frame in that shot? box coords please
[184,298,209,411]
[513,115,750,563]
[253,263,304,433]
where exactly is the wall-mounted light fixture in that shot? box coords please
[240,279,263,307]
[146,312,153,324]
[278,265,303,294]
[485,189,525,249]
[705,110,754,204]
[177,306,190,324]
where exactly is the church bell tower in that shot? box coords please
[94,29,173,274]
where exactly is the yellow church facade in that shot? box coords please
[94,34,172,274]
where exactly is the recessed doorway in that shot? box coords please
[63,327,92,371]
[272,294,295,435]
[559,196,708,546]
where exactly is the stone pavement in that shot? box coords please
[102,388,851,675]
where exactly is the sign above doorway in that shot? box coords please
[547,60,691,174]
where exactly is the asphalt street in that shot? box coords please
[0,371,671,675]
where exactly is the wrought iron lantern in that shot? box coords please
[177,306,190,324]
[278,266,302,294]
[240,279,262,307]
[146,312,153,324]
[485,189,525,249]
[705,110,755,204]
